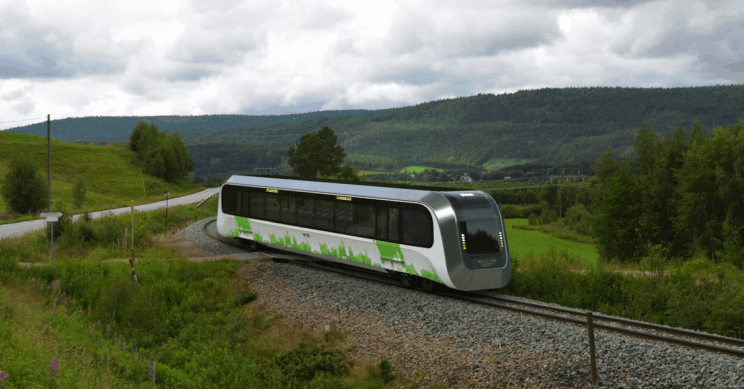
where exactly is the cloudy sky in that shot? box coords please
[1,0,742,131]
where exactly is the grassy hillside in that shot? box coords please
[0,132,203,223]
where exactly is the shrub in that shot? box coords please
[1,156,47,214]
[72,176,87,209]
[274,341,351,385]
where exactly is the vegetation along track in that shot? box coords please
[202,219,744,360]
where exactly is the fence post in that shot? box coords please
[587,312,597,385]
[149,358,156,384]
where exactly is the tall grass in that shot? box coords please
[504,248,744,339]
[0,199,400,389]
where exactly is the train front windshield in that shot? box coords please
[444,194,507,270]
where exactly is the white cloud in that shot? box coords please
[1,0,743,131]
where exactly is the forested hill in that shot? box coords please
[7,84,744,175]
[6,110,374,143]
[181,84,744,169]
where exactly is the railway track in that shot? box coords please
[202,219,744,359]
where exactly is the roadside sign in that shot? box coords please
[40,212,63,222]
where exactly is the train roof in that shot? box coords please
[225,174,471,202]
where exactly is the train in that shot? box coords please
[216,174,511,291]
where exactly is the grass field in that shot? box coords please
[398,166,445,174]
[505,218,599,265]
[482,157,539,171]
[0,132,203,224]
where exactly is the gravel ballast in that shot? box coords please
[180,217,744,388]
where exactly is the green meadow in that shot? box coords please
[504,218,599,265]
[398,166,444,174]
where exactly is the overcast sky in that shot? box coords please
[1,0,742,131]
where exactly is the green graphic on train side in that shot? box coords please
[375,241,405,263]
[266,232,372,265]
[235,216,252,233]
[254,227,437,280]
[420,268,440,282]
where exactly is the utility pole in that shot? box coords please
[47,114,51,212]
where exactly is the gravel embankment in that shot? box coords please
[179,217,744,388]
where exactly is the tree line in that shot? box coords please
[592,119,744,268]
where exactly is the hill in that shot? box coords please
[5,110,375,144]
[0,132,203,221]
[8,85,744,178]
[182,85,744,174]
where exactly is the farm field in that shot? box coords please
[398,165,445,174]
[504,218,599,265]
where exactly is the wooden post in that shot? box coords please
[165,192,169,233]
[587,312,597,385]
[130,201,138,283]
[149,358,156,383]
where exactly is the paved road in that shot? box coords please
[0,187,220,240]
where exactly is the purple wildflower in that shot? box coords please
[0,370,8,382]
[49,358,58,375]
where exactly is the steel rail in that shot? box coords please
[468,291,744,349]
[441,293,744,359]
[202,219,744,359]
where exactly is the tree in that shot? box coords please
[593,164,646,262]
[128,121,195,182]
[591,145,647,262]
[287,127,345,178]
[1,157,47,214]
[72,176,87,209]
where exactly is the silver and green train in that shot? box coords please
[216,175,511,291]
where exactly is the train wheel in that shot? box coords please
[399,273,414,288]
[419,277,436,293]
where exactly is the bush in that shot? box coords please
[1,156,47,214]
[274,341,352,385]
[72,176,87,209]
[563,203,592,235]
[46,202,73,242]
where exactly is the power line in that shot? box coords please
[0,116,48,124]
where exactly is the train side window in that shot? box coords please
[335,202,353,234]
[351,204,375,238]
[388,207,400,242]
[316,199,334,231]
[402,206,433,247]
[240,189,251,217]
[282,195,297,225]
[376,206,387,240]
[250,190,264,219]
[265,193,280,222]
[296,196,315,228]
[221,185,235,215]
